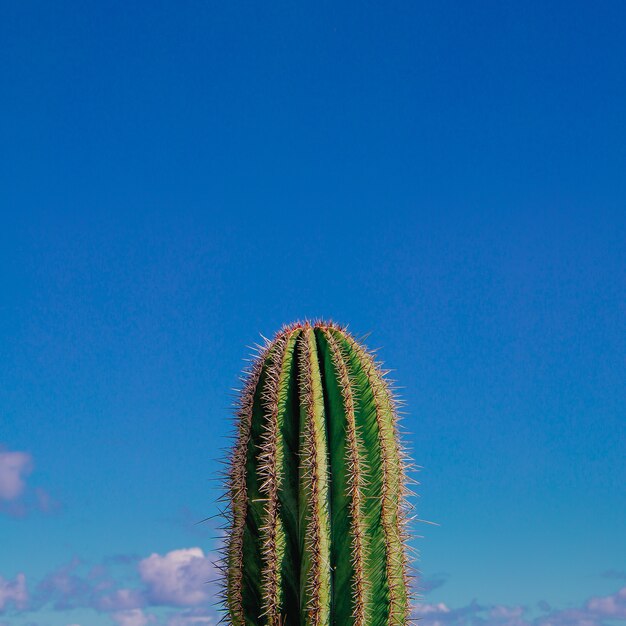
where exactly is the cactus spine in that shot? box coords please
[223,321,412,626]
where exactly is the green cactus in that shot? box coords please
[222,321,413,626]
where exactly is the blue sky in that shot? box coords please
[1,2,625,626]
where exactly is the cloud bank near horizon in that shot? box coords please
[2,546,625,626]
[413,585,626,626]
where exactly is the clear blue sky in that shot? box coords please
[1,3,625,626]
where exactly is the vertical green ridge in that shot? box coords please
[297,328,332,626]
[316,328,369,626]
[276,330,304,624]
[228,341,283,625]
[258,330,300,624]
[329,329,390,626]
[343,332,409,625]
[227,347,268,626]
[241,356,274,625]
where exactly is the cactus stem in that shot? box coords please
[223,321,415,626]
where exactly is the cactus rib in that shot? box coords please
[298,328,332,626]
[343,331,410,624]
[258,330,297,624]
[322,328,369,625]
[226,343,268,626]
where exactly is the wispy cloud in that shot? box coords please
[34,557,98,611]
[0,445,60,517]
[111,609,156,626]
[0,573,28,612]
[413,586,626,626]
[164,607,214,625]
[0,449,32,501]
[96,588,146,612]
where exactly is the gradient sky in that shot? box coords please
[1,2,625,626]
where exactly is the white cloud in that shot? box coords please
[138,548,214,607]
[0,573,28,611]
[166,608,213,625]
[415,602,452,615]
[0,449,33,500]
[111,608,155,626]
[412,600,480,626]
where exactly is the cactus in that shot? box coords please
[222,321,413,626]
